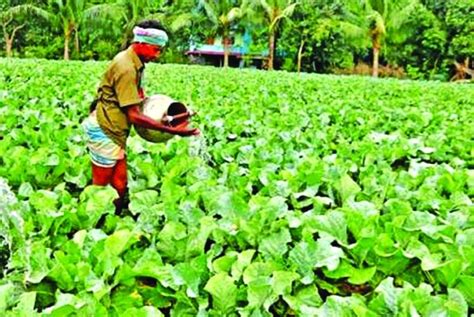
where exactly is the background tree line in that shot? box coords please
[1,0,473,81]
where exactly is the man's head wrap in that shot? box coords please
[132,26,168,47]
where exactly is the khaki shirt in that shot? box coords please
[95,47,144,148]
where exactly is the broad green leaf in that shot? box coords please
[454,275,474,307]
[373,234,399,257]
[122,306,165,317]
[345,201,379,241]
[371,277,402,314]
[231,249,255,280]
[0,283,15,311]
[338,174,361,204]
[348,266,377,285]
[204,273,237,315]
[288,240,317,284]
[43,292,86,316]
[12,292,37,316]
[289,236,344,284]
[213,253,238,273]
[283,285,323,315]
[18,182,34,198]
[314,237,345,271]
[104,229,137,257]
[316,295,373,317]
[202,189,248,220]
[78,185,118,228]
[174,258,207,298]
[110,287,144,314]
[132,248,164,278]
[271,271,299,296]
[307,211,348,245]
[129,190,159,216]
[26,241,51,283]
[243,262,278,285]
[48,251,76,291]
[185,216,217,258]
[247,278,274,310]
[434,259,463,287]
[157,221,188,261]
[446,288,468,317]
[258,228,292,259]
[29,190,58,212]
[324,261,376,285]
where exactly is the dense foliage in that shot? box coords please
[1,0,473,80]
[1,58,473,315]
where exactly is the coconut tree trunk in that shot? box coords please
[64,31,71,60]
[74,28,80,54]
[268,31,275,70]
[223,36,230,68]
[297,39,305,73]
[372,40,380,77]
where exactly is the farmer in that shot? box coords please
[82,19,198,214]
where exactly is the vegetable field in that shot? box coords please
[1,58,473,316]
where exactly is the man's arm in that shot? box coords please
[126,104,199,136]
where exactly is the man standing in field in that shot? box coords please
[82,20,198,214]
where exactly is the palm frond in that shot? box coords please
[200,0,219,24]
[170,13,193,32]
[84,3,124,21]
[269,2,297,31]
[370,12,385,37]
[387,0,419,31]
[338,20,366,40]
[7,4,54,22]
[258,0,274,22]
[226,7,242,23]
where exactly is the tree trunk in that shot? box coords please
[372,40,380,77]
[3,21,24,58]
[3,26,12,57]
[268,31,275,70]
[6,38,13,58]
[223,36,230,68]
[297,39,305,73]
[74,29,80,54]
[64,33,70,60]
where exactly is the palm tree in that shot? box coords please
[27,0,107,60]
[50,0,88,60]
[198,0,243,67]
[250,0,298,70]
[344,0,419,77]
